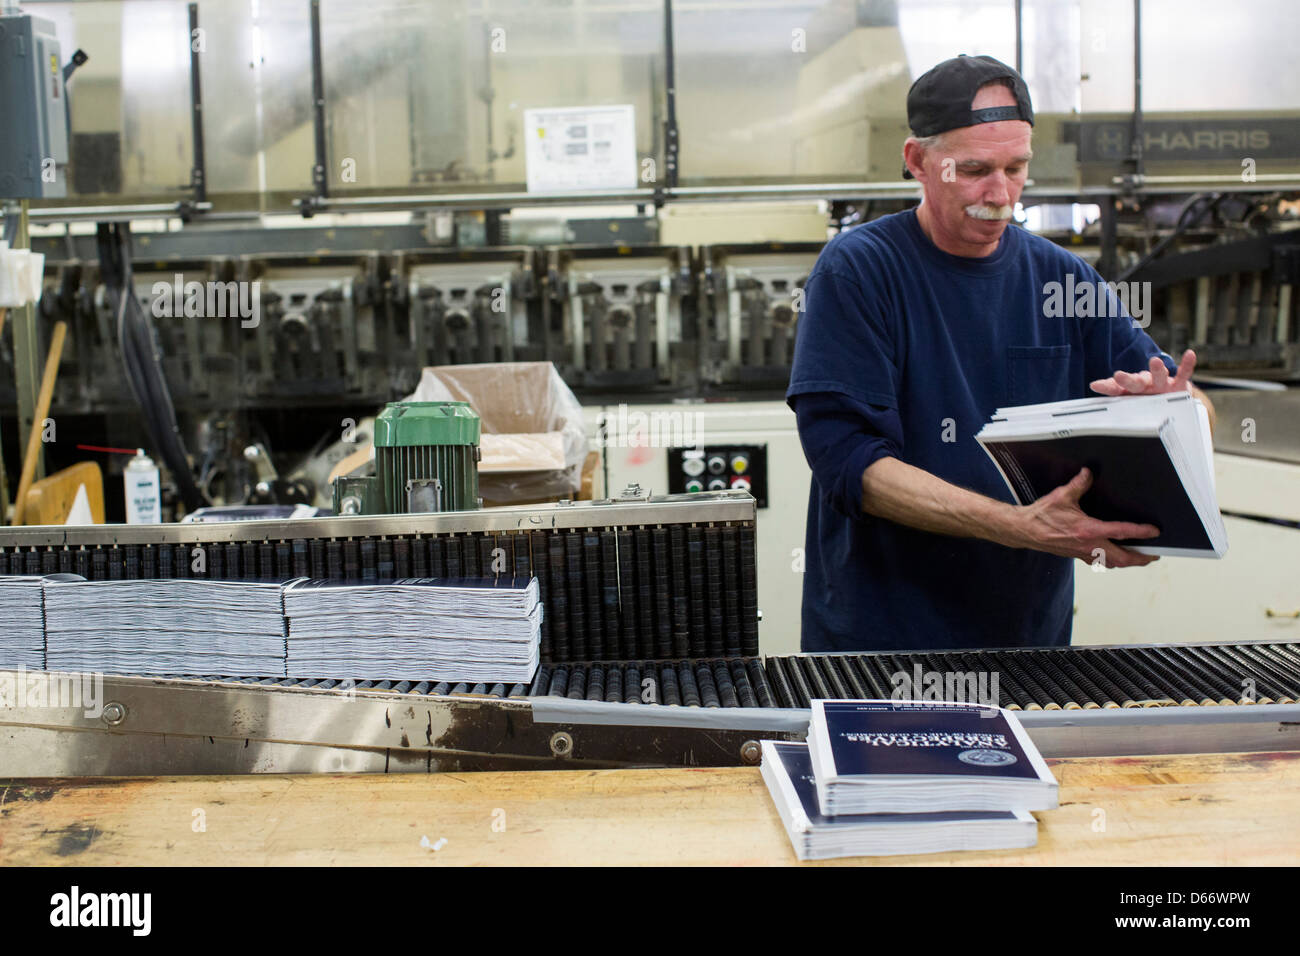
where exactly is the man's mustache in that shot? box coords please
[965,204,1014,221]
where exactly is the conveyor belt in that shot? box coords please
[762,642,1300,710]
[5,642,1300,776]
[0,493,758,666]
[130,641,1300,712]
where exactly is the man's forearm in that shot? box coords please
[860,456,1023,548]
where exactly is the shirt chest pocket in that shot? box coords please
[1007,345,1073,407]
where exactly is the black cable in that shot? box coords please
[96,222,209,512]
[1115,192,1224,284]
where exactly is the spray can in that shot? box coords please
[124,449,162,524]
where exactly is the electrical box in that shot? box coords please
[668,443,769,507]
[0,13,69,199]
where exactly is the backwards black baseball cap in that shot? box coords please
[902,54,1034,179]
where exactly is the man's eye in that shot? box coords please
[1007,167,1025,176]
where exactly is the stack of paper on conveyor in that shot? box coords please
[761,699,1057,860]
[282,576,541,683]
[760,740,1038,860]
[0,575,53,670]
[976,392,1226,557]
[42,577,287,675]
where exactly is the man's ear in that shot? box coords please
[902,140,928,185]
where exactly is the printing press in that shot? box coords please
[3,489,1298,776]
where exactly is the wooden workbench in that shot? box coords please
[1,751,1297,865]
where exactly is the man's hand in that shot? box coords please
[1008,467,1160,568]
[1089,349,1196,396]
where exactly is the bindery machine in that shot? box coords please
[1,490,1299,776]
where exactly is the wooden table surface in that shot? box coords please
[2,751,1297,866]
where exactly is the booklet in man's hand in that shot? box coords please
[976,392,1226,557]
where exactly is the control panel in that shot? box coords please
[668,444,768,507]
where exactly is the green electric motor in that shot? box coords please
[334,401,481,515]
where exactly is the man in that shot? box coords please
[787,54,1215,653]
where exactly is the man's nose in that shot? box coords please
[984,172,1011,207]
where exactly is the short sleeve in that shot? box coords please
[787,261,901,410]
[791,391,903,520]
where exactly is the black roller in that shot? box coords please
[828,655,870,699]
[460,535,479,578]
[1098,647,1176,706]
[696,663,719,708]
[1163,645,1240,705]
[713,661,738,708]
[624,662,642,704]
[567,665,587,700]
[565,532,586,660]
[513,535,531,578]
[704,528,724,657]
[651,528,672,658]
[306,539,323,577]
[444,537,462,578]
[731,660,758,708]
[586,663,605,702]
[739,526,758,656]
[810,656,850,699]
[527,665,550,697]
[617,530,638,660]
[668,526,689,657]
[1008,651,1080,710]
[431,536,450,578]
[764,656,799,709]
[1229,644,1300,702]
[658,663,679,706]
[634,528,655,659]
[963,651,1038,711]
[1126,647,1202,706]
[392,538,410,578]
[547,535,569,661]
[686,527,705,656]
[721,527,741,656]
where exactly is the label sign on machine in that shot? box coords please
[524,104,637,192]
[669,444,768,508]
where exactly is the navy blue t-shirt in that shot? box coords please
[786,209,1176,653]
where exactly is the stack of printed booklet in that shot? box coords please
[43,578,289,676]
[976,392,1225,557]
[282,576,541,682]
[762,700,1058,860]
[4,574,542,685]
[0,574,53,670]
